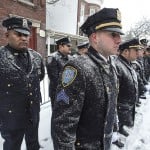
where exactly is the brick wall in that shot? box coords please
[0,0,46,57]
[77,0,101,35]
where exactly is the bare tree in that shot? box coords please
[124,18,150,40]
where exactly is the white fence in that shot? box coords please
[40,69,50,104]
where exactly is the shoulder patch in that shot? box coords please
[56,89,69,104]
[62,66,77,87]
[47,56,54,64]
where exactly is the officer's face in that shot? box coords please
[6,30,30,50]
[137,49,144,58]
[127,48,139,61]
[79,48,88,55]
[90,30,121,58]
[145,51,150,56]
[60,44,71,55]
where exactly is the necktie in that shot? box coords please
[17,52,29,72]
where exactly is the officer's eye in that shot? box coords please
[66,45,71,47]
[135,49,140,52]
[110,32,120,38]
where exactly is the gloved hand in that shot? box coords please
[111,132,119,143]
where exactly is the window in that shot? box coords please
[80,3,85,17]
[90,8,95,15]
[80,3,85,23]
[29,27,37,50]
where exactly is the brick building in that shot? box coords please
[0,0,46,57]
[77,0,104,35]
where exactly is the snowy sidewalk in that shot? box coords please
[112,86,150,150]
[1,87,150,150]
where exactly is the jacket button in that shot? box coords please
[30,101,33,104]
[29,93,32,96]
[28,84,31,87]
[8,110,12,113]
[76,142,80,146]
[8,84,11,87]
[106,87,109,92]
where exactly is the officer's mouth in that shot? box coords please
[19,43,28,47]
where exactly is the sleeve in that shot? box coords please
[46,56,59,85]
[113,109,119,132]
[51,63,86,150]
[137,73,147,95]
[40,57,45,81]
[31,50,45,81]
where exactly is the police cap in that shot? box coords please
[77,42,89,49]
[139,38,148,46]
[2,17,32,35]
[80,8,124,36]
[119,38,142,51]
[56,37,72,46]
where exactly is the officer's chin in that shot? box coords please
[19,46,28,52]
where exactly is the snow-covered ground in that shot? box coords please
[112,84,150,150]
[0,85,150,150]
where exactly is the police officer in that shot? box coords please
[114,38,141,137]
[132,59,147,102]
[51,8,123,150]
[132,38,148,101]
[0,17,45,150]
[143,46,150,81]
[46,37,72,108]
[73,42,89,58]
[137,38,148,85]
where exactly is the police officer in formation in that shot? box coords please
[114,39,141,137]
[46,37,72,108]
[0,17,45,150]
[51,8,123,150]
[143,45,150,82]
[73,41,89,58]
[136,38,148,85]
[132,38,148,101]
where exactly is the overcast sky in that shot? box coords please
[102,0,150,32]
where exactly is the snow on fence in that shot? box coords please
[40,68,50,105]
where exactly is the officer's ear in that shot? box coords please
[5,31,9,38]
[90,32,97,44]
[59,44,64,49]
